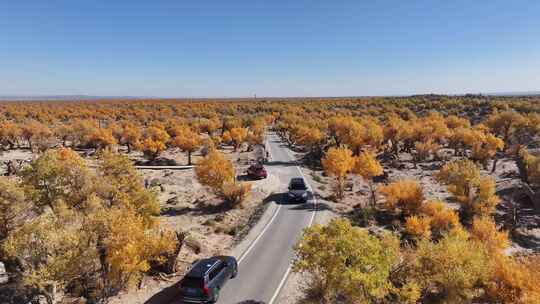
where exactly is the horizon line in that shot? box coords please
[0,90,539,101]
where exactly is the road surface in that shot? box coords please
[152,133,315,304]
[218,132,316,303]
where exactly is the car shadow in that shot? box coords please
[237,174,256,181]
[264,160,297,167]
[135,157,179,166]
[144,282,180,304]
[289,201,333,212]
[263,192,287,204]
[161,200,231,217]
[265,192,311,206]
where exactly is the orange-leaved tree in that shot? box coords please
[87,127,117,151]
[136,126,170,160]
[19,147,95,212]
[195,150,235,190]
[471,132,504,171]
[352,151,383,206]
[470,216,510,255]
[170,126,202,165]
[20,120,54,152]
[419,200,460,237]
[378,180,424,215]
[484,110,525,152]
[436,159,500,218]
[485,255,540,304]
[405,200,460,240]
[0,121,21,150]
[228,127,248,152]
[195,149,251,207]
[119,121,142,153]
[0,176,28,239]
[322,146,355,200]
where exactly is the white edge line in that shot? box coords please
[238,204,281,264]
[269,143,318,304]
[268,265,292,304]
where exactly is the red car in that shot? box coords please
[247,163,267,179]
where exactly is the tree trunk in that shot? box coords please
[42,283,57,304]
[516,153,529,184]
[369,180,376,206]
[491,156,499,173]
[392,141,399,158]
[337,177,345,200]
[187,151,192,165]
[164,231,186,274]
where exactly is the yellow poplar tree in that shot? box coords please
[19,148,95,211]
[0,176,27,239]
[322,146,355,200]
[136,126,170,160]
[352,151,383,205]
[0,121,21,149]
[229,127,248,151]
[485,110,525,151]
[470,216,510,254]
[378,180,424,215]
[419,200,460,237]
[471,132,504,170]
[195,150,235,191]
[412,229,492,302]
[292,218,400,303]
[486,255,540,304]
[171,127,202,165]
[437,159,500,218]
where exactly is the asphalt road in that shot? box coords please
[218,132,316,304]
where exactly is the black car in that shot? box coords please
[179,256,238,303]
[288,177,309,203]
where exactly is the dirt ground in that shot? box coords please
[0,144,281,304]
[278,148,539,303]
[3,144,538,303]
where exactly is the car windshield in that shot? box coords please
[181,276,204,289]
[290,181,307,190]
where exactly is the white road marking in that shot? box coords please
[268,264,292,304]
[235,133,318,303]
[238,203,282,264]
[269,141,318,304]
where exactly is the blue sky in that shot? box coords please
[1,0,539,97]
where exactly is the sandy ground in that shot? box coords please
[0,149,35,175]
[277,148,537,304]
[2,144,537,304]
[107,145,281,303]
[0,144,283,304]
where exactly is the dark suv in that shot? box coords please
[179,256,238,303]
[288,177,309,203]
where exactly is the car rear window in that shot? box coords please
[181,276,204,288]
